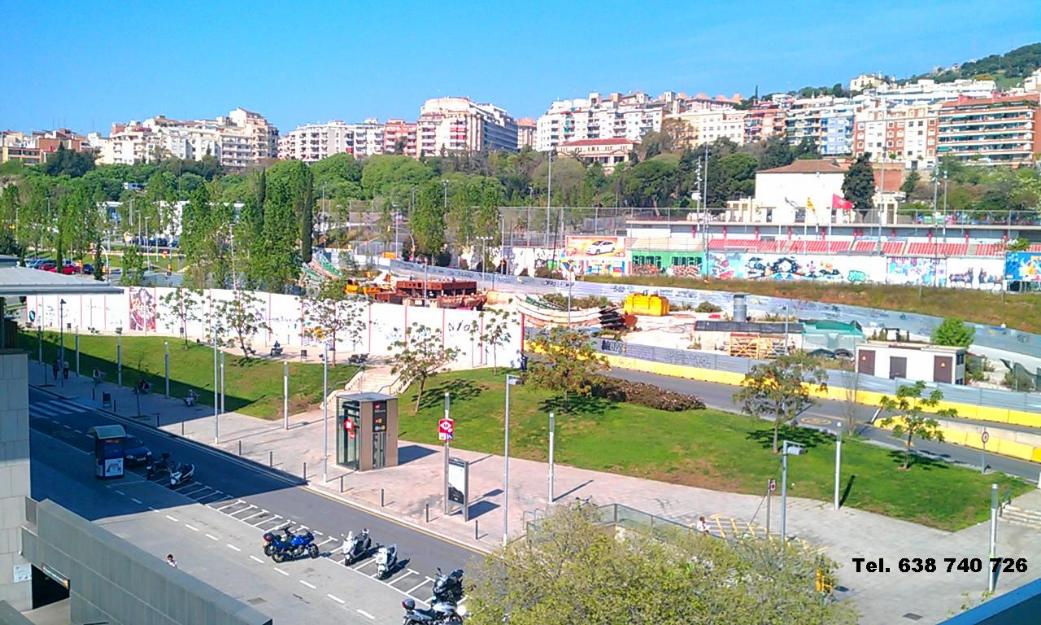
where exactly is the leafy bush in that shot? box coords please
[695,301,722,313]
[590,376,705,411]
[542,293,611,310]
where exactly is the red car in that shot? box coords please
[40,262,57,272]
[60,262,82,275]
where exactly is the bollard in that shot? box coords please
[475,520,479,540]
[269,450,273,467]
[180,419,185,437]
[340,474,345,493]
[155,413,160,428]
[380,488,385,507]
[425,503,429,523]
[303,462,307,480]
[238,440,242,456]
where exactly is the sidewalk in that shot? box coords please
[29,359,1041,625]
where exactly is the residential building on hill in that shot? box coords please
[743,106,787,144]
[382,119,418,156]
[936,94,1041,166]
[853,103,939,169]
[516,117,537,149]
[558,137,637,173]
[1,128,96,165]
[416,97,518,156]
[667,108,748,148]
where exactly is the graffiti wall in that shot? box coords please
[25,288,523,369]
[885,257,946,287]
[707,253,885,284]
[560,236,627,276]
[1005,252,1041,283]
[945,257,1004,291]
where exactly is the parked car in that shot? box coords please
[60,261,82,275]
[586,240,616,255]
[82,263,95,275]
[40,262,58,272]
[123,436,152,465]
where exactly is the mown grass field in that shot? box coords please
[19,332,355,419]
[398,369,1029,531]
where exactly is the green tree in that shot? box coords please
[466,502,856,625]
[793,137,820,160]
[410,181,447,260]
[0,185,22,257]
[842,153,876,222]
[931,317,975,348]
[525,327,607,408]
[390,323,460,413]
[623,156,678,208]
[360,155,434,200]
[215,290,269,357]
[41,145,95,177]
[879,382,956,470]
[302,295,367,363]
[733,353,828,454]
[120,243,146,286]
[477,308,514,372]
[900,170,921,196]
[160,288,203,347]
[266,160,315,263]
[758,136,794,170]
[257,173,301,291]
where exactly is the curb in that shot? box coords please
[303,483,494,556]
[31,382,305,488]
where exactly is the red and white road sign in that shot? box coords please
[768,478,777,493]
[438,418,455,441]
[981,430,989,445]
[344,418,356,440]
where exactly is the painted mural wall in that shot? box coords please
[24,288,523,369]
[705,252,1004,290]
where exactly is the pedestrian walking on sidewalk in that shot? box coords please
[696,516,709,534]
[62,360,69,379]
[166,554,177,568]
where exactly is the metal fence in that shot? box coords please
[391,260,1041,363]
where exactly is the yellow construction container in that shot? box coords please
[623,292,670,316]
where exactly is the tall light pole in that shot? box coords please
[59,299,66,387]
[322,341,329,483]
[942,170,949,243]
[443,391,451,514]
[988,483,998,593]
[548,411,556,504]
[504,374,522,545]
[546,151,553,248]
[834,421,843,511]
[780,440,804,543]
[212,319,219,442]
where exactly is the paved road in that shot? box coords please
[607,368,1041,482]
[28,388,480,616]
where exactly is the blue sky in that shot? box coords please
[2,0,1038,133]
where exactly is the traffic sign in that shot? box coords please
[438,417,455,441]
[981,430,989,444]
[344,418,356,440]
[768,478,777,493]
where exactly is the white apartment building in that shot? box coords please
[853,103,939,169]
[416,97,518,156]
[95,108,277,170]
[667,108,747,147]
[867,78,996,107]
[536,92,664,151]
[516,118,537,149]
[278,121,356,162]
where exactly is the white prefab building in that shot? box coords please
[753,159,851,225]
[855,341,966,385]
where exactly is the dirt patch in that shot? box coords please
[638,456,746,492]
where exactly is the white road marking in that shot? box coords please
[356,609,374,620]
[216,499,245,511]
[391,570,418,585]
[242,510,268,522]
[179,484,209,497]
[165,514,180,522]
[227,544,241,552]
[273,567,289,576]
[316,537,335,546]
[231,505,258,517]
[61,424,72,429]
[327,594,345,604]
[249,555,265,563]
[205,533,219,541]
[148,506,157,511]
[299,580,316,589]
[353,559,377,570]
[131,498,143,504]
[184,524,200,532]
[113,489,126,496]
[406,578,434,595]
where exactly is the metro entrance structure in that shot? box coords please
[335,392,399,471]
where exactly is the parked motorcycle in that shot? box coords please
[263,528,319,562]
[169,463,195,488]
[432,567,464,603]
[400,598,462,625]
[375,544,398,578]
[341,529,372,565]
[146,452,171,480]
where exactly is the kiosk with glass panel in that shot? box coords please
[335,392,398,471]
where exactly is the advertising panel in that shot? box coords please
[447,457,469,520]
[564,236,626,258]
[1005,252,1041,283]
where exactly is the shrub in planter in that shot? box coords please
[591,376,704,411]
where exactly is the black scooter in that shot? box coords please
[432,567,464,603]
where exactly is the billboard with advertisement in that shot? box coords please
[1005,252,1041,283]
[564,236,626,258]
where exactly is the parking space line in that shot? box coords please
[356,609,374,620]
[273,567,289,576]
[113,489,126,496]
[327,594,345,604]
[205,533,219,541]
[165,514,180,522]
[390,570,418,586]
[353,559,376,570]
[195,492,225,503]
[184,524,200,532]
[216,499,245,511]
[249,555,265,563]
[316,537,335,547]
[242,510,268,522]
[230,505,258,517]
[130,497,143,504]
[299,580,316,589]
[227,544,241,552]
[179,485,210,497]
[405,578,433,595]
[148,506,157,511]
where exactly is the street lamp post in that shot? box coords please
[322,342,329,483]
[59,299,66,387]
[116,327,122,386]
[780,440,804,543]
[942,171,949,243]
[548,411,556,504]
[212,320,219,442]
[988,483,998,593]
[504,374,522,545]
[834,421,843,511]
[164,340,170,398]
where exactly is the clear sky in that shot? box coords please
[2,0,1039,133]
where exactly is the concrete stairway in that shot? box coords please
[1001,505,1041,530]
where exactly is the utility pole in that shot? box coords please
[548,412,556,504]
[834,421,843,511]
[283,360,289,430]
[504,375,521,545]
[546,151,553,248]
[212,319,219,442]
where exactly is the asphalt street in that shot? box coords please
[28,388,481,621]
[607,368,1041,482]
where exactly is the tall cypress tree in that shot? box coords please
[842,153,877,222]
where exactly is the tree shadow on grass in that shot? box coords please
[416,378,484,410]
[887,449,950,471]
[745,425,831,451]
[538,394,611,417]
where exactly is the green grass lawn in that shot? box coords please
[398,369,1029,531]
[581,274,1041,335]
[19,332,355,419]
